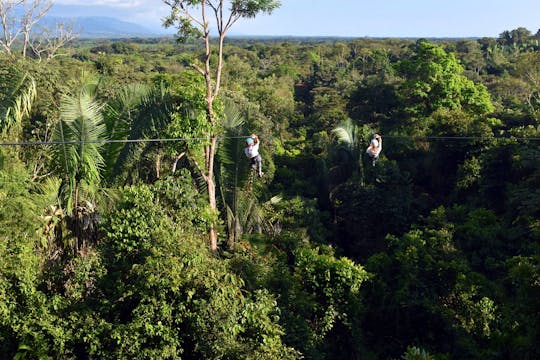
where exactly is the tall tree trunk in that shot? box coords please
[22,30,29,57]
[163,0,281,251]
[207,135,218,251]
[199,1,220,251]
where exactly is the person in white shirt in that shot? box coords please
[366,134,382,166]
[244,134,263,177]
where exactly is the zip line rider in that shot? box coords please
[245,134,263,177]
[366,133,382,166]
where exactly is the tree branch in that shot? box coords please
[188,149,208,182]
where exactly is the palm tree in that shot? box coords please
[216,102,248,245]
[109,81,188,185]
[101,83,151,182]
[52,72,106,252]
[331,119,372,187]
[215,102,282,246]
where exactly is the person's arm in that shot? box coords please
[251,134,259,145]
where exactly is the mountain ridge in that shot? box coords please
[42,15,170,39]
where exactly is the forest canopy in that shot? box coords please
[1,17,540,360]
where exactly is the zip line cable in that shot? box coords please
[0,135,250,147]
[1,134,540,147]
[381,135,540,141]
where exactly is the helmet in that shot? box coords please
[371,139,379,147]
[246,137,254,144]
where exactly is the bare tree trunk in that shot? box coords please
[22,27,30,57]
[21,0,52,58]
[0,0,54,57]
[207,135,218,251]
[0,0,24,55]
[162,0,280,251]
[29,21,79,62]
[155,153,161,179]
[200,1,221,251]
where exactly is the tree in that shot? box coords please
[89,183,298,359]
[396,40,494,121]
[281,245,370,358]
[0,156,70,359]
[363,207,498,358]
[20,0,52,58]
[162,0,281,251]
[454,40,485,76]
[28,21,79,62]
[498,27,532,47]
[331,118,372,187]
[514,52,540,117]
[0,0,22,55]
[51,72,107,252]
[0,0,77,59]
[215,102,248,245]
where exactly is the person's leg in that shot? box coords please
[256,155,263,176]
[250,157,257,170]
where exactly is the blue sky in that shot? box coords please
[52,0,540,37]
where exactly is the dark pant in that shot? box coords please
[250,155,262,170]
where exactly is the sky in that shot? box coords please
[50,0,540,38]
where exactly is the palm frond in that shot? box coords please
[111,83,176,183]
[332,118,356,148]
[1,73,36,139]
[39,176,62,205]
[222,101,244,129]
[215,101,252,243]
[53,82,107,215]
[97,84,150,183]
[269,195,282,204]
[74,70,100,98]
[330,119,375,187]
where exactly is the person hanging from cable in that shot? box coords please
[245,134,263,177]
[366,133,382,166]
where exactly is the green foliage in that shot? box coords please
[2,33,540,359]
[109,80,178,184]
[0,159,73,359]
[514,51,540,116]
[100,184,167,260]
[86,183,297,359]
[330,119,374,186]
[401,346,436,360]
[267,244,369,359]
[52,72,107,216]
[331,162,413,260]
[456,155,482,190]
[363,207,499,358]
[0,62,36,141]
[163,0,281,41]
[395,40,494,136]
[265,196,329,246]
[101,82,151,180]
[164,71,215,175]
[153,170,210,232]
[294,246,369,319]
[499,255,540,358]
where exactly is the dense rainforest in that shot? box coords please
[1,22,540,359]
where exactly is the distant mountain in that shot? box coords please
[42,16,169,39]
[76,16,163,38]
